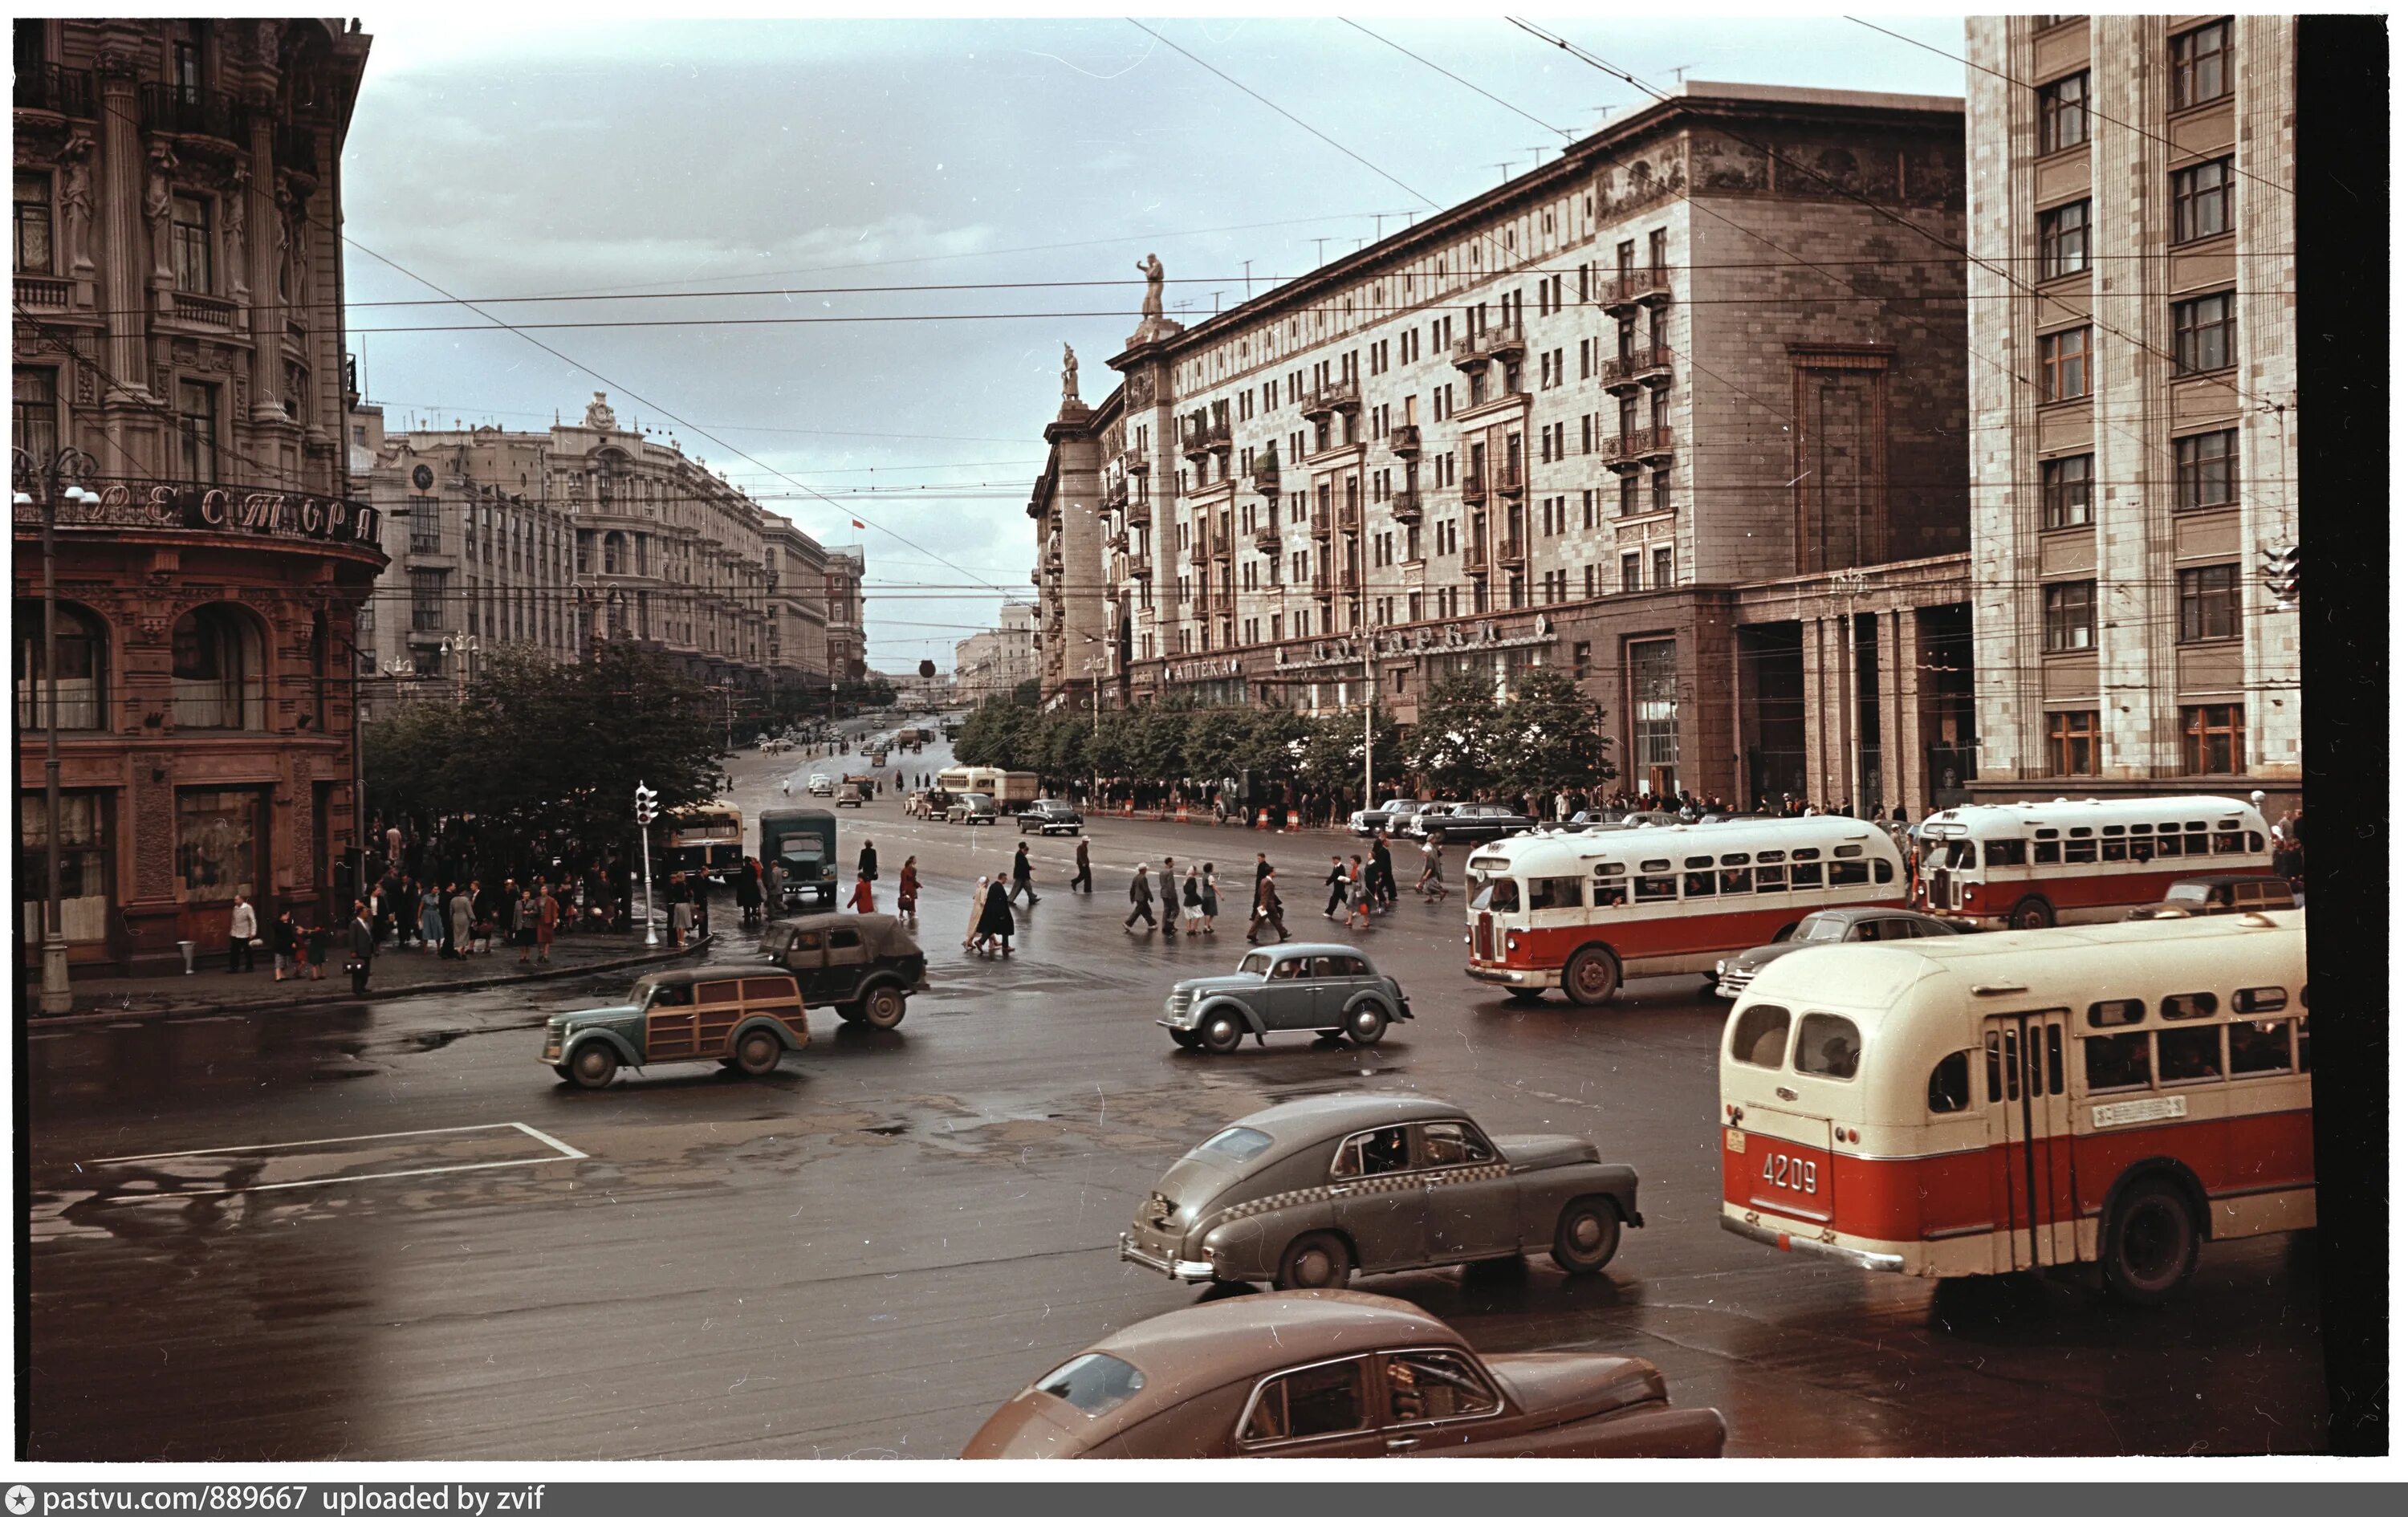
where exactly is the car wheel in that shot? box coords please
[2101,1178,2199,1307]
[1168,1029,1202,1051]
[1276,1231,1353,1291]
[1505,987,1545,1003]
[2010,895,2056,932]
[1561,946,1621,1007]
[567,1041,619,1091]
[1200,1010,1245,1055]
[1549,1196,1621,1274]
[734,1028,782,1076]
[1344,1003,1388,1046]
[858,985,909,1031]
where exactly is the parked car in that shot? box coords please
[946,793,1000,825]
[1417,803,1536,847]
[1713,905,1976,998]
[1017,799,1084,836]
[1347,799,1422,837]
[806,773,834,797]
[1392,803,1460,841]
[1161,944,1413,1052]
[2126,874,2301,920]
[962,1290,1724,1458]
[1119,1094,1643,1295]
[757,912,926,1029]
[542,966,809,1089]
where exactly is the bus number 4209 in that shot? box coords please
[1763,1153,1818,1194]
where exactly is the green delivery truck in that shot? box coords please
[759,807,838,913]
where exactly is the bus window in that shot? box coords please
[2065,835,2097,864]
[2084,1031,2150,1092]
[2246,831,2264,852]
[2128,835,2154,863]
[1470,876,1521,913]
[2211,830,2240,856]
[1795,1014,1861,1080]
[1833,844,1863,858]
[1720,864,1754,895]
[2161,992,2217,1021]
[1986,1029,2019,1100]
[1827,860,1869,886]
[1634,873,1677,901]
[1754,864,1788,894]
[1592,878,1629,909]
[2228,1020,2294,1076]
[1926,1051,1973,1113]
[1983,840,2026,867]
[1789,859,1824,889]
[2101,836,2127,861]
[2156,1026,2223,1084]
[2182,832,2210,856]
[2089,998,2145,1027]
[1873,859,1894,884]
[1943,840,1976,871]
[2235,986,2288,1015]
[1731,1004,1790,1068]
[1527,876,1583,909]
[2033,840,2061,864]
[2044,1024,2064,1093]
[1682,866,1717,897]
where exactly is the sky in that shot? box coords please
[338,9,1968,672]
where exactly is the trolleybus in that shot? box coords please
[1462,816,1905,1005]
[1916,795,2272,929]
[1717,911,2308,1303]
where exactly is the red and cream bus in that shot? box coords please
[1462,818,1905,1006]
[1916,795,2272,930]
[1718,911,2308,1304]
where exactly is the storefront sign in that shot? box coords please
[32,478,384,549]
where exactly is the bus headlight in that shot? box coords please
[1505,932,1522,951]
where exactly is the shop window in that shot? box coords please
[174,787,261,905]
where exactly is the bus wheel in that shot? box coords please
[2010,896,2056,931]
[1562,946,1620,1007]
[2101,1178,2199,1307]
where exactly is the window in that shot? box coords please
[2041,453,2094,529]
[2235,986,2288,1015]
[1983,840,2027,868]
[14,600,108,729]
[1242,1359,1368,1446]
[2046,710,2100,776]
[176,786,261,906]
[1526,876,1583,910]
[2171,158,2234,243]
[2037,71,2089,154]
[2038,200,2090,279]
[2228,1019,2294,1077]
[171,193,213,295]
[1651,467,1672,514]
[2172,292,2235,375]
[1383,1351,1502,1425]
[2174,429,2239,510]
[2181,702,2244,775]
[13,171,52,274]
[2178,563,2241,642]
[1036,1354,1146,1417]
[2039,327,2092,402]
[13,366,59,464]
[177,380,218,482]
[2088,998,2145,1028]
[1418,1122,1495,1168]
[2156,1025,2223,1084]
[170,604,262,729]
[2043,580,2096,652]
[1795,1013,1861,1080]
[2084,1031,2151,1092]
[1731,1003,1790,1068]
[1621,554,1640,593]
[2170,20,2232,110]
[1331,1125,1412,1179]
[1926,1051,1972,1113]
[1827,858,1869,886]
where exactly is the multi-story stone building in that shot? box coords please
[1035,83,1977,812]
[760,512,831,701]
[954,603,1039,706]
[13,18,381,977]
[1964,15,2298,811]
[823,544,866,684]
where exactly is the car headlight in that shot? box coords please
[1714,960,1727,976]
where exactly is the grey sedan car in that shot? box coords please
[1161,944,1412,1051]
[1118,1094,1645,1290]
[1712,905,1975,998]
[1017,799,1084,835]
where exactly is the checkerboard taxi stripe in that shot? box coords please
[1200,1163,1512,1234]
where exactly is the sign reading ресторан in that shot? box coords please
[21,478,384,549]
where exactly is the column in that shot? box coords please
[1799,616,1831,806]
[246,108,283,424]
[94,51,154,406]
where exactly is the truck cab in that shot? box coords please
[759,807,838,913]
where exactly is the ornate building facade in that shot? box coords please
[954,603,1039,706]
[14,18,381,975]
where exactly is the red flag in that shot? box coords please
[850,519,865,529]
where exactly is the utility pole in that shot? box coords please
[1362,640,1376,816]
[13,445,99,1015]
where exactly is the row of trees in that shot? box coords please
[952,669,1612,801]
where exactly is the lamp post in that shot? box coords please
[441,632,479,706]
[14,445,101,1015]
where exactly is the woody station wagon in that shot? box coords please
[543,966,810,1088]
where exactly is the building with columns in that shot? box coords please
[1035,83,1977,814]
[13,18,382,974]
[1963,15,2298,812]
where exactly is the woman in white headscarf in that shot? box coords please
[965,874,990,952]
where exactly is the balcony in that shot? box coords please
[1106,475,1129,512]
[1129,555,1153,579]
[1253,524,1281,554]
[1462,471,1487,505]
[1105,531,1129,554]
[1300,376,1361,420]
[1601,344,1675,392]
[1388,490,1423,525]
[1601,266,1674,314]
[1181,414,1231,459]
[1212,528,1233,559]
[1496,535,1527,570]
[1494,461,1525,498]
[1190,535,1211,569]
[1479,321,1527,361]
[15,275,71,311]
[1601,425,1677,472]
[1251,454,1281,497]
[140,83,242,143]
[1336,498,1361,534]
[1118,445,1149,475]
[1310,505,1332,538]
[1123,494,1151,529]
[15,64,96,118]
[279,122,319,178]
[1462,538,1489,573]
[1449,334,1487,372]
[170,291,238,328]
[1387,424,1421,457]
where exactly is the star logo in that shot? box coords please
[7,1486,36,1515]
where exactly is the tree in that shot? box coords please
[1405,669,1503,796]
[1298,706,1405,801]
[1491,667,1611,795]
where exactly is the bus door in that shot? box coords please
[1982,1009,2077,1271]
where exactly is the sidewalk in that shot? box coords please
[34,929,715,1029]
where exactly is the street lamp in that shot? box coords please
[440,632,479,706]
[14,445,102,1015]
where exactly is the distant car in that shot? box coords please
[2126,874,2301,920]
[757,912,926,1029]
[946,793,999,825]
[1348,799,1421,837]
[1417,803,1536,847]
[962,1290,1724,1459]
[1392,803,1459,841]
[1161,943,1413,1052]
[836,775,875,807]
[806,774,834,796]
[543,966,809,1089]
[1017,799,1084,836]
[1713,905,1975,998]
[1117,1094,1644,1291]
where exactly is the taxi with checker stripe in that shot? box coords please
[1119,1095,1643,1291]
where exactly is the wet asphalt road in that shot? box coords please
[22,723,2328,1459]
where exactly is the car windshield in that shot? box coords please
[2166,882,2212,903]
[1239,953,1275,976]
[1470,875,1520,913]
[779,839,824,860]
[1035,1353,1147,1417]
[1800,915,1852,943]
[1186,1125,1275,1164]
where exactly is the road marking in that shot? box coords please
[84,1120,587,1204]
[92,1120,566,1165]
[510,1120,590,1161]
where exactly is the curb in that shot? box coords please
[1109,811,1345,832]
[35,933,718,1029]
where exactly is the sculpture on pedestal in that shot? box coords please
[1060,344,1080,407]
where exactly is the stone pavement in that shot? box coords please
[34,927,714,1028]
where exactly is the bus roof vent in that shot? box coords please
[1969,982,2028,998]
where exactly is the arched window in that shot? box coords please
[603,531,625,575]
[14,600,108,730]
[171,604,263,730]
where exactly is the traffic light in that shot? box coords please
[2260,542,2300,608]
[634,783,658,828]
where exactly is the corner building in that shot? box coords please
[1963,16,2299,811]
[1037,83,1975,811]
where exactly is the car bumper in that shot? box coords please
[1713,970,1754,998]
[1118,1232,1217,1282]
[1719,1213,1904,1272]
[1466,963,1551,987]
